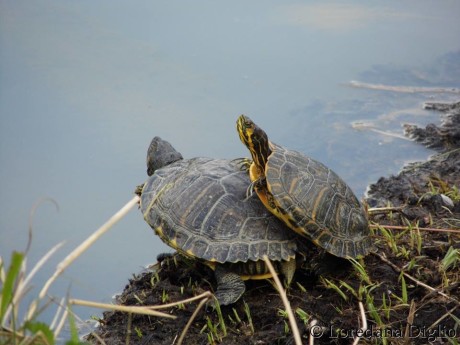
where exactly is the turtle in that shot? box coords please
[236,115,372,259]
[138,136,305,306]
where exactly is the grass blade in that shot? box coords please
[24,320,55,344]
[1,251,24,323]
[400,273,408,304]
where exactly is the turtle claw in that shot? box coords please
[245,181,256,199]
[231,157,252,172]
[245,177,267,200]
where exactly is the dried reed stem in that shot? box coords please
[149,291,213,310]
[39,195,140,301]
[351,301,367,345]
[263,256,302,345]
[176,292,212,345]
[370,224,460,234]
[404,300,416,342]
[69,298,175,319]
[367,206,404,215]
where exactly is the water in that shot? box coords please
[1,1,459,340]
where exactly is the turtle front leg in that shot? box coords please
[231,157,252,172]
[279,257,297,286]
[214,265,246,306]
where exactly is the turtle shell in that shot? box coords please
[140,157,298,264]
[265,143,372,258]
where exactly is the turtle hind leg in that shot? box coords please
[214,265,246,306]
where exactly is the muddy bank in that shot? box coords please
[87,102,460,345]
[367,101,460,223]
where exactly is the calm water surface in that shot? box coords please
[1,1,459,339]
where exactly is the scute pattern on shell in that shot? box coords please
[266,143,372,258]
[141,157,298,264]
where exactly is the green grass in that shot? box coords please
[295,308,309,326]
[243,300,255,335]
[0,249,90,345]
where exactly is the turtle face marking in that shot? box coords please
[236,115,271,175]
[236,114,254,147]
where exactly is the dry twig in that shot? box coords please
[374,252,460,307]
[370,224,460,235]
[403,300,416,344]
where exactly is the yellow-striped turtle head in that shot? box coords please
[236,115,271,175]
